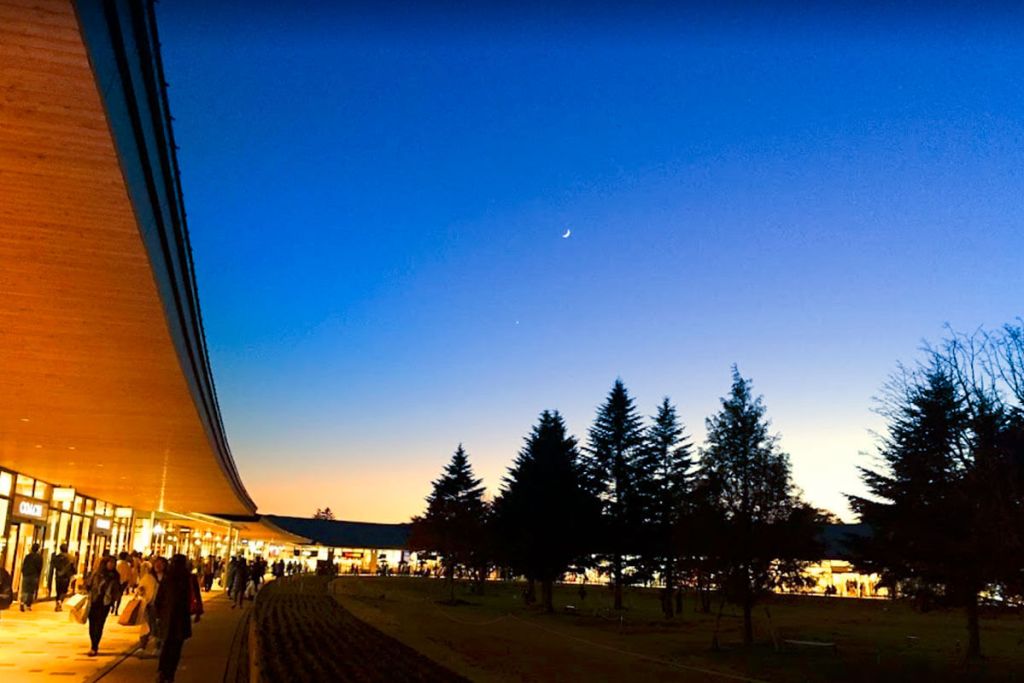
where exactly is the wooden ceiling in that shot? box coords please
[0,0,254,514]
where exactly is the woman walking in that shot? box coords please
[86,556,120,656]
[135,561,158,649]
[154,554,193,683]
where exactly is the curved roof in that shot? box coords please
[0,0,254,513]
[264,516,412,550]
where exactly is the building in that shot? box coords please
[262,516,416,574]
[0,0,299,600]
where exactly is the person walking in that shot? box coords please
[135,561,158,649]
[0,565,13,622]
[154,554,193,683]
[19,543,43,611]
[231,557,249,609]
[112,551,133,615]
[224,556,237,600]
[86,556,120,656]
[49,543,75,611]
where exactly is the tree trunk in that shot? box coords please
[965,591,982,659]
[675,587,683,615]
[476,566,485,596]
[742,598,754,646]
[542,579,554,613]
[446,564,455,602]
[662,565,674,618]
[613,553,623,610]
[524,578,536,605]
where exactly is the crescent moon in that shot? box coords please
[562,229,571,239]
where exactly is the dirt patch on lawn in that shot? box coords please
[252,576,469,683]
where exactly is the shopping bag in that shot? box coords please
[67,593,90,624]
[118,596,142,626]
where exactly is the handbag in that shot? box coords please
[118,596,142,626]
[67,593,90,624]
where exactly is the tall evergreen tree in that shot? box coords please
[699,367,820,646]
[409,444,486,601]
[634,397,693,617]
[849,362,1013,659]
[493,410,600,612]
[585,379,645,610]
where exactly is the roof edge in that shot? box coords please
[73,0,256,514]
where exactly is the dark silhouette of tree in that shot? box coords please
[493,410,600,613]
[409,444,486,602]
[699,367,820,646]
[584,379,645,610]
[634,397,693,618]
[313,507,335,520]
[850,350,1022,659]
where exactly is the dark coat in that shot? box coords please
[154,571,192,642]
[21,552,43,580]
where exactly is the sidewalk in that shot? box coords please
[0,596,145,682]
[0,589,245,683]
[97,590,246,683]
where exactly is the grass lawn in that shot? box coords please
[331,577,1024,682]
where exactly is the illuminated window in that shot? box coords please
[34,481,51,500]
[0,471,11,497]
[15,475,35,497]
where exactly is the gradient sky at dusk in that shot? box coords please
[156,2,1024,522]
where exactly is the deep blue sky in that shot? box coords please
[157,2,1024,521]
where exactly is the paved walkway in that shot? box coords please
[0,589,245,683]
[99,591,246,683]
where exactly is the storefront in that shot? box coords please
[0,468,133,601]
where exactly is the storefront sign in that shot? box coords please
[341,551,364,559]
[93,516,113,537]
[114,506,133,519]
[12,495,49,522]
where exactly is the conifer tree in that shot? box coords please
[493,411,599,612]
[410,444,486,601]
[849,362,1011,659]
[585,379,645,610]
[699,367,819,645]
[634,397,693,617]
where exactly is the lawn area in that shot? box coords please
[331,577,1024,682]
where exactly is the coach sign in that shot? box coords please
[12,495,49,523]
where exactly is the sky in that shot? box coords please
[156,2,1024,522]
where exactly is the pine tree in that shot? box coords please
[410,444,486,601]
[699,367,819,646]
[634,397,693,617]
[849,363,1007,658]
[585,379,645,610]
[493,411,600,612]
[313,507,335,520]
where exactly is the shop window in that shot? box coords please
[74,496,83,514]
[0,471,12,496]
[84,499,93,516]
[34,481,51,500]
[15,475,34,497]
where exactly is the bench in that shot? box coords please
[783,639,838,654]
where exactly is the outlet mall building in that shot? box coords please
[0,0,314,601]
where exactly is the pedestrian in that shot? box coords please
[202,555,215,592]
[19,542,43,611]
[231,558,249,609]
[154,554,193,683]
[113,551,133,615]
[0,565,13,622]
[224,556,237,600]
[49,543,75,611]
[86,556,120,656]
[136,561,158,649]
